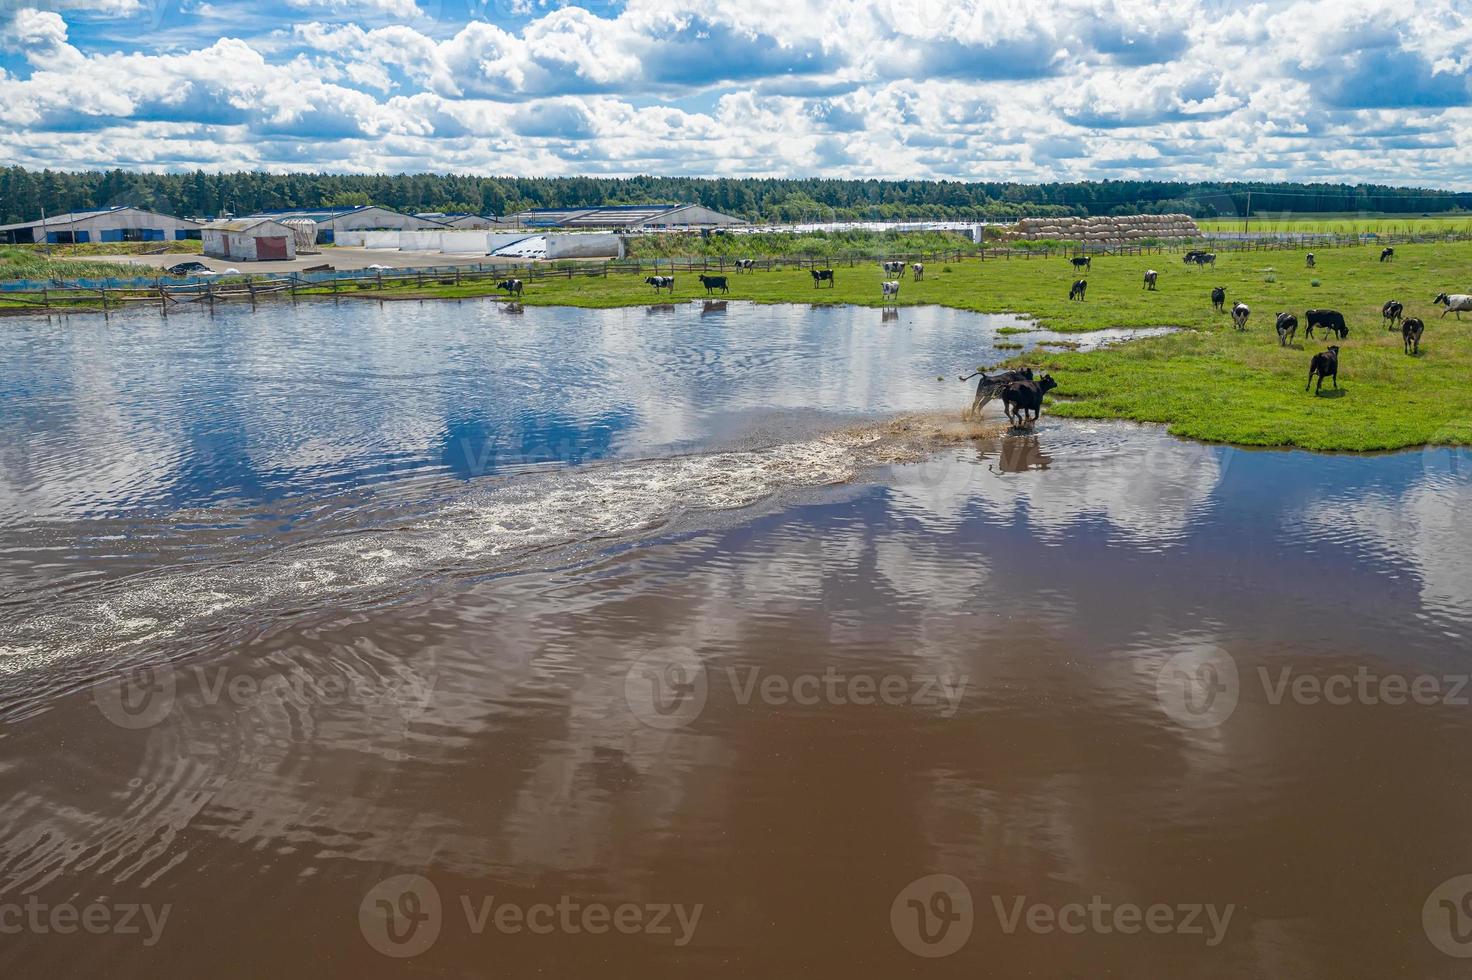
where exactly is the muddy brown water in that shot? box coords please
[2,302,1471,977]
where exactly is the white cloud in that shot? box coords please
[0,0,1468,183]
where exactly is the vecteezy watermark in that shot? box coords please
[622,654,969,729]
[0,896,171,947]
[890,874,974,958]
[890,875,1234,956]
[358,874,703,959]
[92,660,435,731]
[1156,648,1472,729]
[1424,874,1472,958]
[1155,646,1240,729]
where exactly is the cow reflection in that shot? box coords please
[984,434,1053,473]
[646,304,676,315]
[701,301,727,316]
[502,303,524,315]
[881,308,899,323]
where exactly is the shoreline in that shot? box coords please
[5,241,1471,453]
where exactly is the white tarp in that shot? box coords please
[546,234,622,259]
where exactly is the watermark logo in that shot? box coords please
[360,874,442,959]
[92,661,436,732]
[623,650,708,730]
[1424,875,1472,958]
[92,665,177,729]
[358,875,702,958]
[890,874,973,958]
[1156,646,1239,729]
[0,897,171,947]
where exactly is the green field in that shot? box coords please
[1199,213,1472,236]
[8,240,1472,452]
[345,242,1468,451]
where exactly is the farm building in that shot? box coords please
[415,212,504,229]
[237,206,447,244]
[505,204,747,231]
[0,206,204,245]
[202,218,297,261]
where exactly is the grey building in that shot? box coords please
[505,204,747,231]
[237,206,448,244]
[0,206,205,245]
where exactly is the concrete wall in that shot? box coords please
[547,233,623,259]
[440,231,490,253]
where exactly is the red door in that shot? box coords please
[256,236,288,260]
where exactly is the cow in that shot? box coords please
[1211,286,1226,312]
[698,274,729,295]
[958,367,1034,419]
[495,278,523,296]
[1276,312,1298,347]
[1069,279,1087,301]
[1382,300,1404,329]
[1071,256,1091,272]
[1304,309,1348,340]
[1143,269,1158,290]
[1231,302,1250,331]
[881,280,900,301]
[882,260,905,276]
[1306,252,1316,268]
[912,263,924,281]
[1402,317,1425,355]
[734,259,756,272]
[811,269,835,288]
[1380,247,1395,263]
[1186,251,1217,268]
[1307,346,1339,394]
[1434,293,1472,318]
[644,275,675,293]
[1183,250,1206,264]
[1001,374,1060,425]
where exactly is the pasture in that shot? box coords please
[486,241,1471,451]
[1198,213,1472,236]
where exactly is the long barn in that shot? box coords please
[0,206,204,244]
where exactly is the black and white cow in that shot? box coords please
[881,280,900,301]
[811,269,835,288]
[1380,247,1395,262]
[1069,279,1087,301]
[496,278,523,296]
[1070,256,1091,272]
[1143,269,1158,290]
[644,275,675,293]
[1276,312,1298,346]
[1382,299,1403,329]
[1434,293,1472,318]
[1231,302,1251,331]
[912,263,924,281]
[1402,317,1425,355]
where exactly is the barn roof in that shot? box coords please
[0,206,202,232]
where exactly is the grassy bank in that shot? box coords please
[0,247,144,281]
[1198,214,1472,236]
[335,241,1469,450]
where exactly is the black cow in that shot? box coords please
[1382,300,1403,329]
[1402,317,1424,355]
[1069,279,1087,301]
[1211,286,1226,312]
[959,367,1034,418]
[1380,247,1395,263]
[1306,252,1316,268]
[811,269,835,288]
[496,278,523,296]
[1307,346,1339,394]
[698,274,729,295]
[1071,256,1091,272]
[644,275,675,293]
[1001,375,1059,425]
[1276,312,1298,347]
[1304,309,1348,340]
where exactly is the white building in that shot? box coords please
[202,218,297,261]
[0,206,205,245]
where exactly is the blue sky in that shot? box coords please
[2,0,1470,185]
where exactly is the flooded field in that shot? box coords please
[1,300,1470,977]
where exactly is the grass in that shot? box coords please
[11,239,1472,451]
[624,229,977,258]
[0,247,141,281]
[1199,213,1472,236]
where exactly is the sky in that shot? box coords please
[1,0,1470,184]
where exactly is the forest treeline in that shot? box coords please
[2,166,1469,225]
